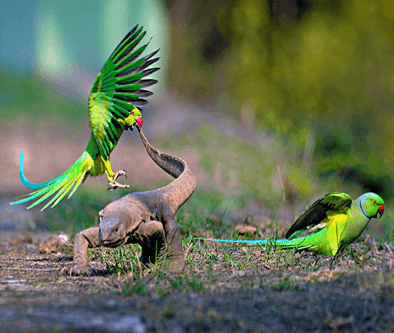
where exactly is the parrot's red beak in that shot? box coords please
[377,205,384,218]
[136,117,143,129]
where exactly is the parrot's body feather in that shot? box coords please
[11,25,159,210]
[201,193,384,257]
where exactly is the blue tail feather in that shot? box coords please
[196,237,310,250]
[18,152,62,190]
[199,238,270,244]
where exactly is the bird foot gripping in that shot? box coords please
[108,170,131,191]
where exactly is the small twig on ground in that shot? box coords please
[373,240,378,253]
[184,241,194,258]
[384,243,394,257]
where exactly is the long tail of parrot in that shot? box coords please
[10,151,92,210]
[199,236,318,252]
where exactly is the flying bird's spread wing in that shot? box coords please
[286,192,352,239]
[88,25,159,159]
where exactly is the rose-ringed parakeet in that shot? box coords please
[201,192,385,257]
[11,25,159,210]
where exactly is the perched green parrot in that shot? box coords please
[201,192,385,257]
[11,25,159,211]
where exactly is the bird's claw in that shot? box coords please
[107,170,131,191]
[107,181,131,191]
[114,169,127,180]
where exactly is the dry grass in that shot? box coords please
[1,227,394,332]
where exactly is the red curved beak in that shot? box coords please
[136,117,143,128]
[378,205,384,218]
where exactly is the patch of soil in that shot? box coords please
[1,230,394,332]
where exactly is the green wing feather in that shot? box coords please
[88,25,159,159]
[286,192,352,239]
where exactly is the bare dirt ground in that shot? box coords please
[1,204,394,332]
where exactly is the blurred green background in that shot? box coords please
[1,0,393,235]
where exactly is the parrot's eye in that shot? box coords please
[373,200,377,205]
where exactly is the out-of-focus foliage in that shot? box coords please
[1,69,86,127]
[165,0,394,200]
[160,123,327,209]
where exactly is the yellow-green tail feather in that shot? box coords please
[11,151,93,210]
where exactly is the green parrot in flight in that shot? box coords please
[201,192,385,257]
[11,25,159,211]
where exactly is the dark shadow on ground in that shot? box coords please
[1,276,393,332]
